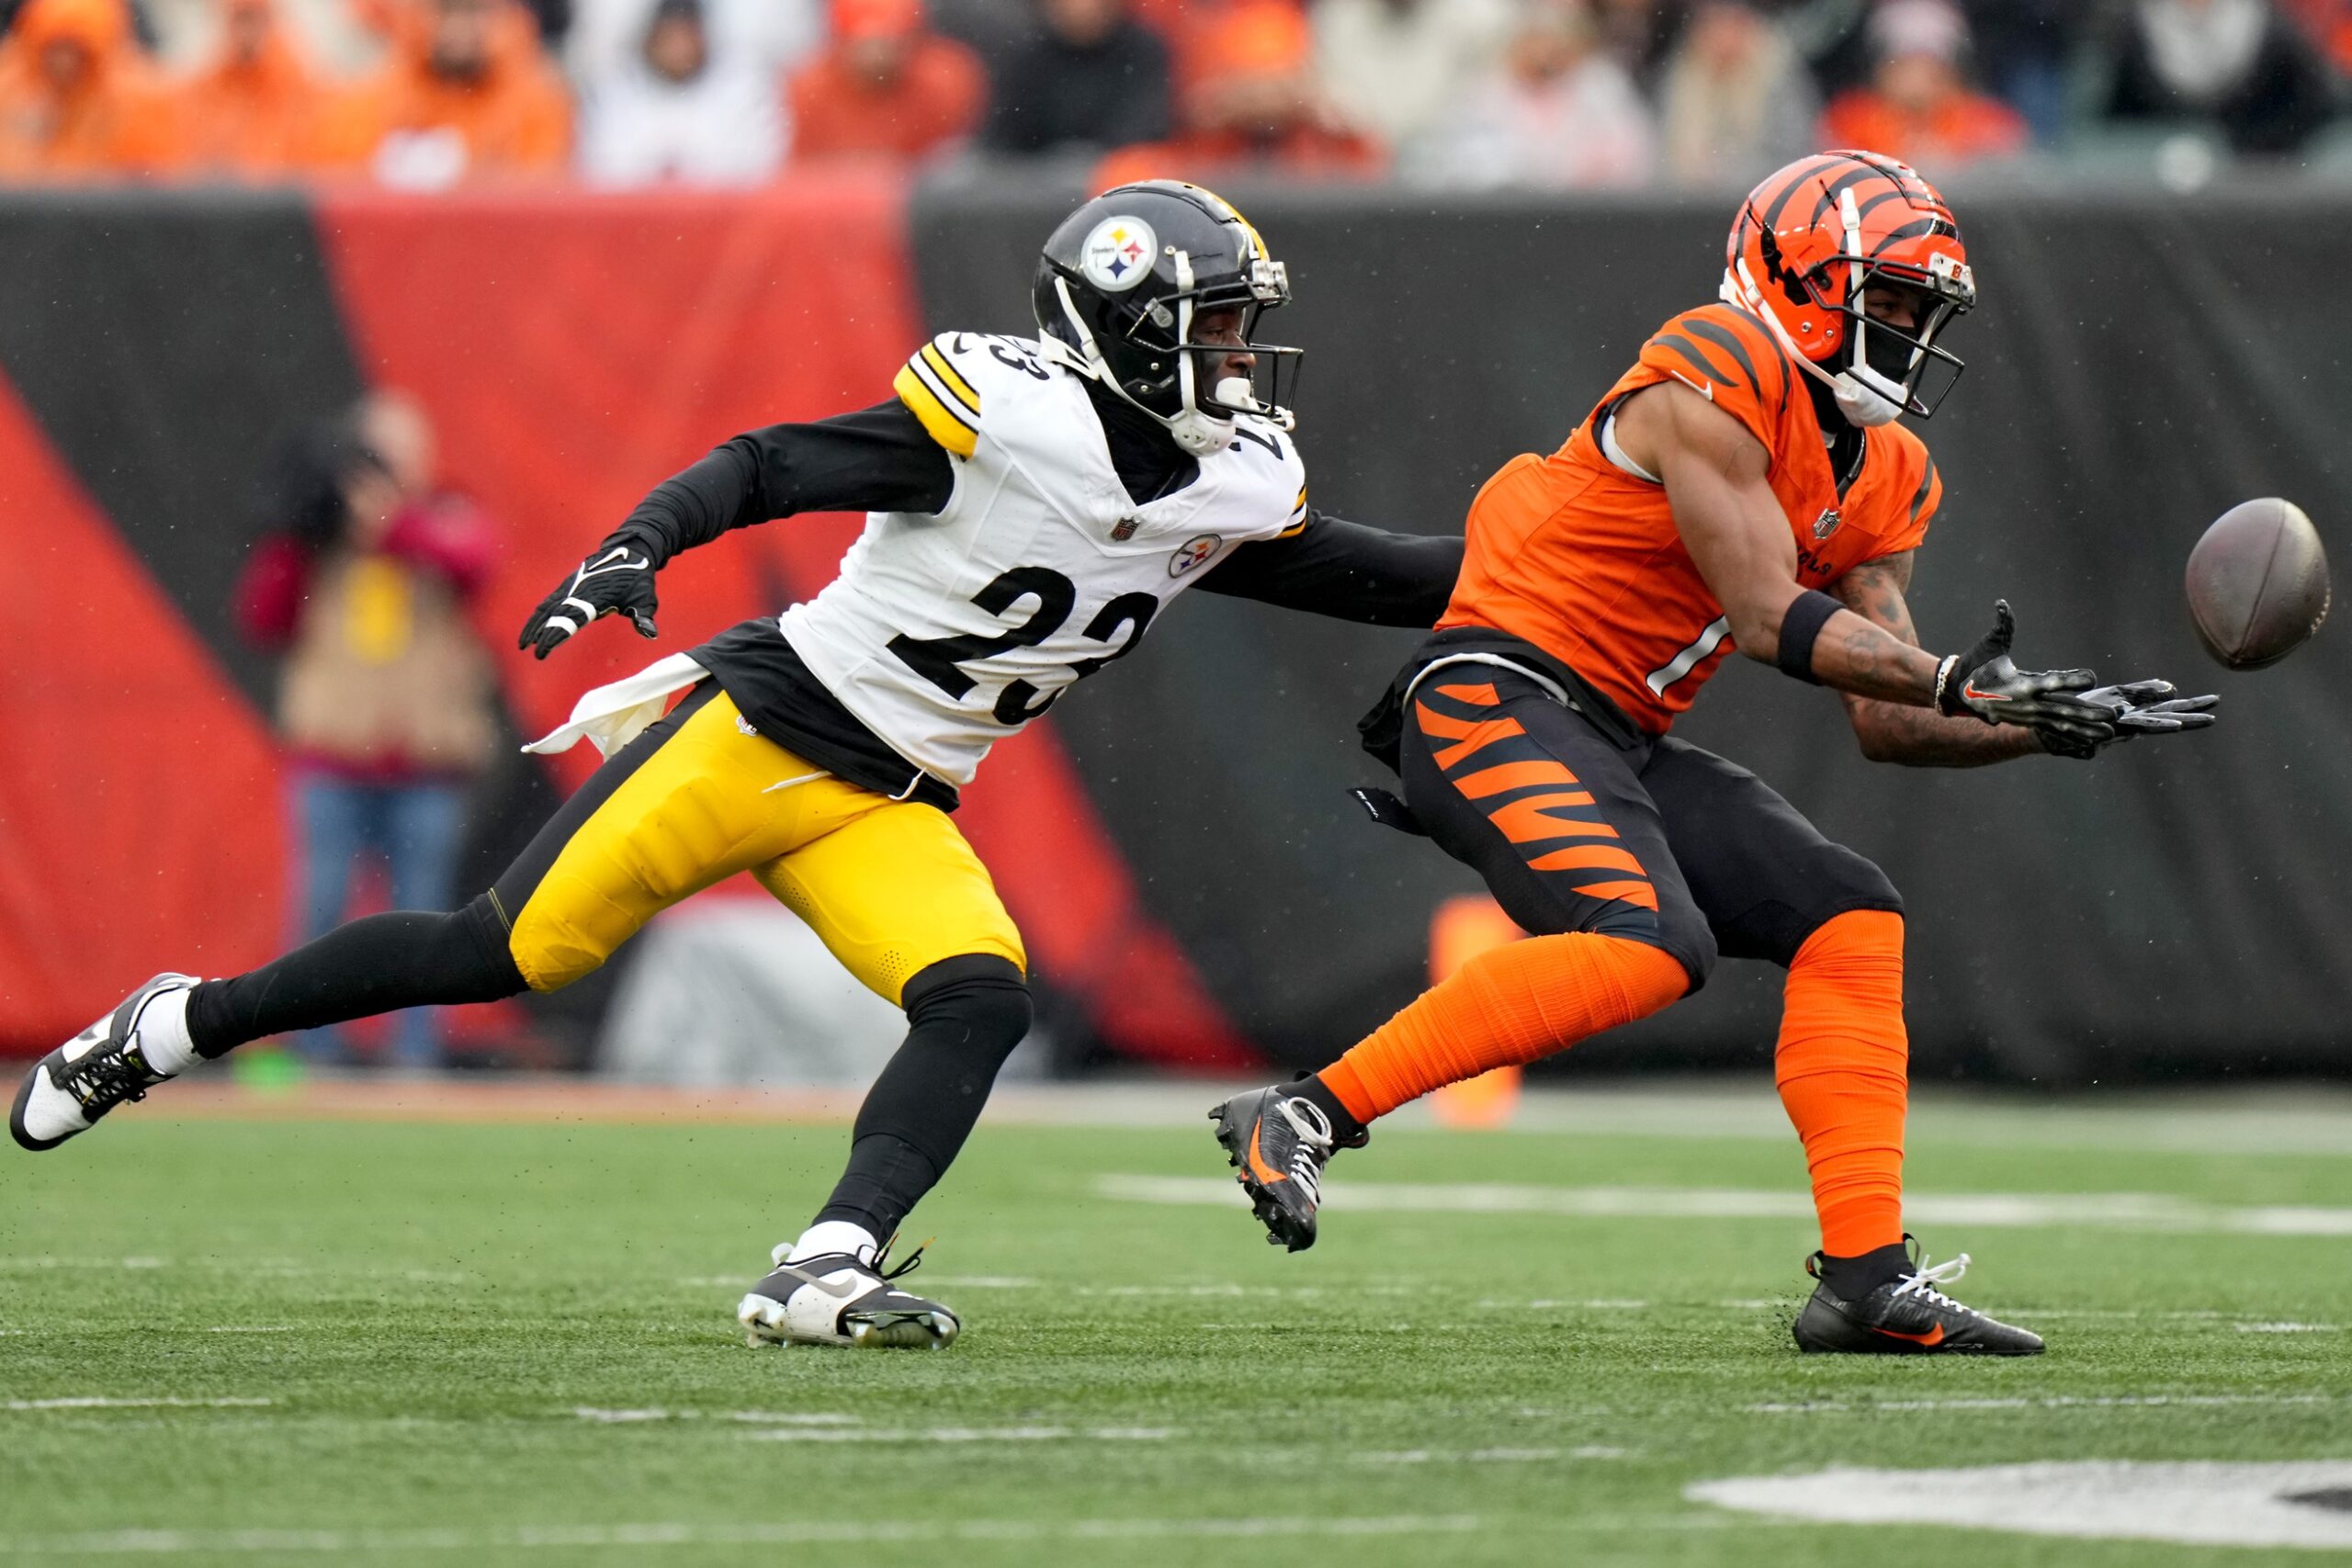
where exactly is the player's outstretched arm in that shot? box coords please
[1828,553,2048,767]
[1195,511,1463,626]
[518,400,956,660]
[1622,381,2113,748]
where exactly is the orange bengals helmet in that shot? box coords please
[1721,149,1976,425]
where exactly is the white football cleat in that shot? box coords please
[736,1237,959,1349]
[11,973,198,1152]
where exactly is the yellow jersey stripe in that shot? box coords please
[906,352,980,440]
[894,364,978,458]
[920,343,981,417]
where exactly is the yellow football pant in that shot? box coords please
[489,685,1025,1005]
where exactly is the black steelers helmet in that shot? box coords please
[1033,181,1300,456]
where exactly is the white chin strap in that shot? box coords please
[1830,365,1905,428]
[1048,273,1237,456]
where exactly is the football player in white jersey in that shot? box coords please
[14,182,1461,1350]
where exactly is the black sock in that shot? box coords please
[813,956,1031,1238]
[1817,1240,1913,1300]
[1292,1072,1368,1145]
[184,897,526,1057]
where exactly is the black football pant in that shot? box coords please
[1398,669,1902,981]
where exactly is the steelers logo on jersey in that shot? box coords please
[1081,216,1158,293]
[1169,535,1223,577]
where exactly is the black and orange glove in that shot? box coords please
[1933,601,2114,751]
[519,535,662,660]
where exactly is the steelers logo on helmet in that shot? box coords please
[1080,216,1158,293]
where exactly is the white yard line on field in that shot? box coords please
[0,1258,166,1271]
[0,1398,269,1414]
[1746,1393,2343,1415]
[1096,1175,2352,1236]
[0,1516,1482,1555]
[743,1426,1175,1444]
[1691,1461,2352,1550]
[570,1408,858,1426]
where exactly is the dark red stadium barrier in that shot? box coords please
[0,182,1251,1067]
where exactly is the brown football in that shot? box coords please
[2185,498,2330,670]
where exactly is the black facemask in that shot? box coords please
[1862,326,1921,389]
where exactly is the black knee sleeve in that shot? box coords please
[849,956,1032,1158]
[187,894,526,1056]
[815,955,1031,1237]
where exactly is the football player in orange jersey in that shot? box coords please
[1211,151,2217,1355]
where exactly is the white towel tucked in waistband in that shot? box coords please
[522,652,710,760]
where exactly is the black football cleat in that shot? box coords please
[736,1237,959,1349]
[1792,1238,2045,1356]
[1208,1085,1365,1252]
[12,973,198,1152]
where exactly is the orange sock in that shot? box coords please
[1774,909,1908,1258]
[1319,932,1688,1122]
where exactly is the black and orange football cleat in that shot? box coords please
[1793,1239,2044,1355]
[1207,1086,1365,1252]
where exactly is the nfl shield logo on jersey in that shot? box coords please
[1082,217,1157,293]
[1110,516,1140,542]
[1169,535,1222,577]
[1813,507,1842,541]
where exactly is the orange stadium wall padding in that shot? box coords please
[0,183,1251,1068]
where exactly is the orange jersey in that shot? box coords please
[1440,302,1943,733]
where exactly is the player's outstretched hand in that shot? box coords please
[519,540,662,660]
[1933,600,2114,750]
[2038,680,2221,760]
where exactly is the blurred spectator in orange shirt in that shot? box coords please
[579,0,781,184]
[1818,0,2026,173]
[1415,0,1653,188]
[0,0,180,176]
[1095,0,1381,186]
[175,0,323,176]
[311,0,571,186]
[788,0,984,164]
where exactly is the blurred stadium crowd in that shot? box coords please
[0,0,2347,191]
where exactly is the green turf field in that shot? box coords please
[4,1089,2348,1565]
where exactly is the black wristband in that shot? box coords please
[1774,589,1845,684]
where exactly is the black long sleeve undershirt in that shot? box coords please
[1196,513,1462,627]
[613,395,1460,627]
[616,400,955,564]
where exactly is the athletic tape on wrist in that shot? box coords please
[1775,590,1845,684]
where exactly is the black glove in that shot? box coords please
[1932,600,2114,750]
[2036,680,2221,760]
[519,537,661,660]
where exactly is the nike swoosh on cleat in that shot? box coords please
[1875,1323,1946,1346]
[1246,1123,1287,1186]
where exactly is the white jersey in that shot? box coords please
[775,332,1309,786]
